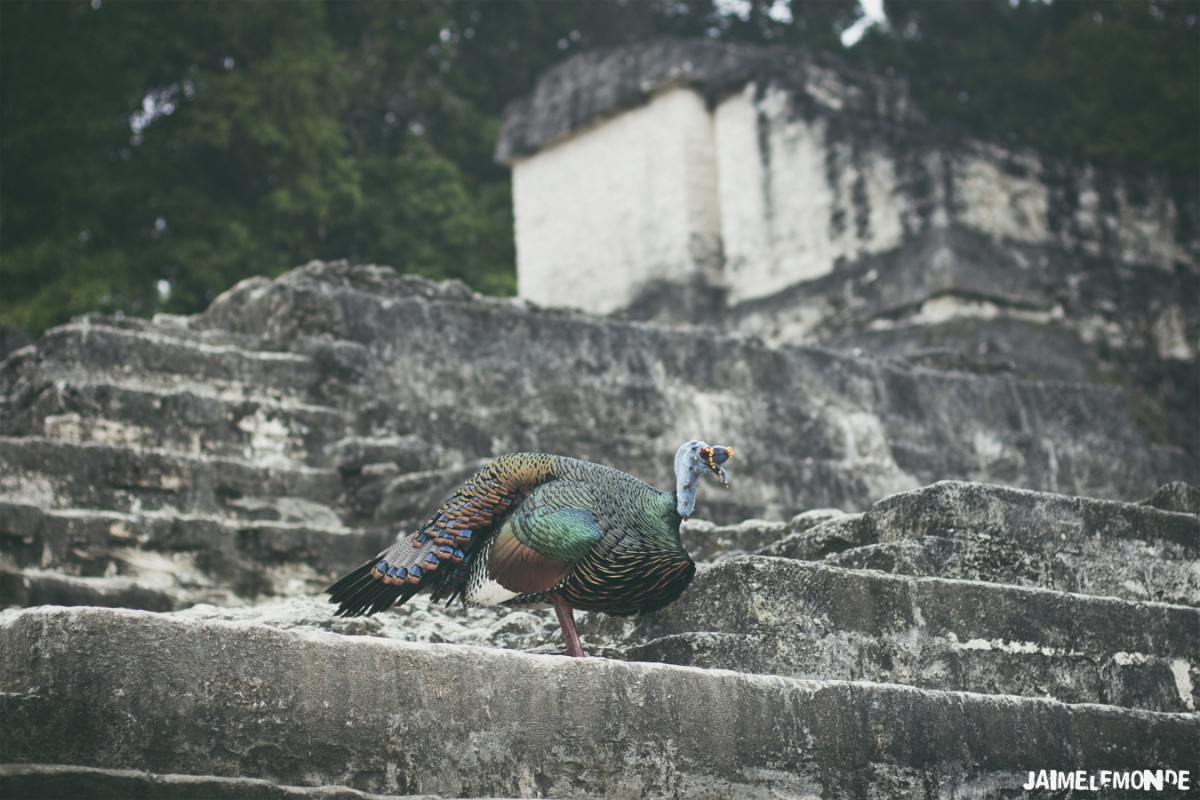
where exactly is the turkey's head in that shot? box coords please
[674,440,734,520]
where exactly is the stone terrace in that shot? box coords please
[1,262,1196,798]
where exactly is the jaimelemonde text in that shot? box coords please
[1024,770,1190,792]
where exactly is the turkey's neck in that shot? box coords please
[674,464,702,520]
[666,491,685,526]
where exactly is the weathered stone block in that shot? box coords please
[585,557,1199,713]
[2,607,1196,799]
[0,501,393,609]
[0,765,419,800]
[0,437,345,519]
[763,481,1200,604]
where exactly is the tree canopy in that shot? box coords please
[2,0,1196,334]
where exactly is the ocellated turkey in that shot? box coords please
[326,440,733,656]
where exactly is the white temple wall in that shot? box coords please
[507,68,1191,317]
[509,86,721,314]
[713,83,906,303]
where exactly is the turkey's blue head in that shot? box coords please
[674,440,734,520]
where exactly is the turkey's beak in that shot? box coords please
[701,445,733,488]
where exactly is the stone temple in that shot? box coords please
[1,38,1197,799]
[499,39,1198,487]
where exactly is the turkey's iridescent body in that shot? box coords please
[327,441,732,656]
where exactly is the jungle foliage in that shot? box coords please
[1,0,1195,333]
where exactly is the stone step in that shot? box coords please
[0,765,412,800]
[582,556,1200,713]
[0,568,183,612]
[1,377,351,468]
[2,318,395,441]
[2,607,1196,799]
[725,481,1200,605]
[3,318,331,407]
[0,502,395,609]
[822,532,1200,606]
[0,437,346,520]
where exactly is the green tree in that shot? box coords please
[1,0,359,331]
[853,0,1199,173]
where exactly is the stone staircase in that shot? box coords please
[0,313,405,613]
[595,484,1200,715]
[2,263,1197,798]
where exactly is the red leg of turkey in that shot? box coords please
[551,594,585,657]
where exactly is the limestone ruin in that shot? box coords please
[1,38,1197,799]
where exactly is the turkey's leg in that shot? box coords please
[551,594,585,657]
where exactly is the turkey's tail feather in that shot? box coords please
[326,559,418,617]
[327,453,561,616]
